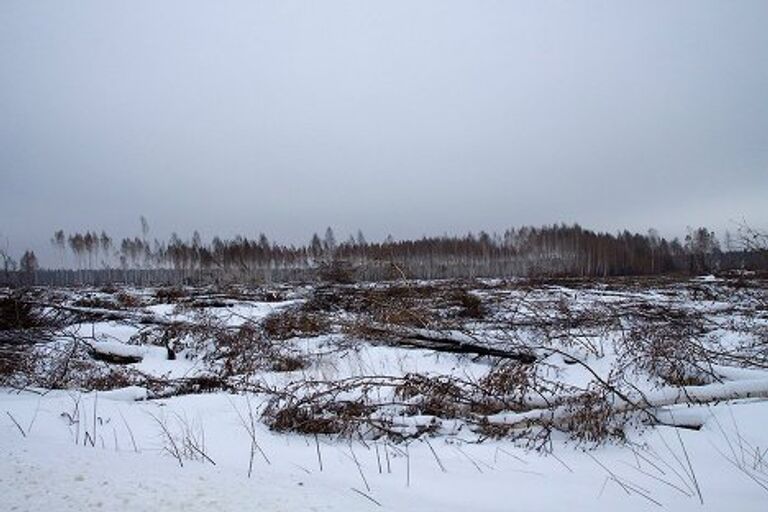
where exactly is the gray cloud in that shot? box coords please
[1,0,767,263]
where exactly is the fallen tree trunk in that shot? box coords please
[362,324,537,363]
[482,378,768,431]
[85,340,145,364]
[32,301,176,326]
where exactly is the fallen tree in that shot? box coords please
[358,324,538,363]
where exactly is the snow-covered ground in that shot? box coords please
[3,388,768,511]
[2,278,768,510]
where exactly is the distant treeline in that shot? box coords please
[2,224,767,286]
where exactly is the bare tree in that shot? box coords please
[19,250,39,273]
[685,226,720,274]
[323,227,337,256]
[737,221,768,253]
[140,215,150,240]
[68,233,85,269]
[51,230,66,268]
[0,236,16,276]
[310,233,323,259]
[99,231,112,268]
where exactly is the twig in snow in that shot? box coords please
[374,441,382,474]
[229,394,270,477]
[351,487,382,507]
[148,412,184,467]
[118,408,138,453]
[315,434,323,472]
[422,438,446,473]
[349,443,371,492]
[6,411,26,437]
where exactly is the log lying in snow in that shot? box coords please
[98,386,150,401]
[86,340,180,365]
[483,378,768,431]
[363,325,538,363]
[87,341,144,364]
[33,301,190,328]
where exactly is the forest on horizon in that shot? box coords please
[2,221,766,286]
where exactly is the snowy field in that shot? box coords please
[2,276,768,511]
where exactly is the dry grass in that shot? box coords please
[72,296,122,310]
[154,286,188,302]
[115,291,143,308]
[262,308,331,340]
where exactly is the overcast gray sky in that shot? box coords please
[1,0,767,262]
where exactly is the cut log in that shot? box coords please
[483,378,768,431]
[363,324,537,363]
[87,341,144,364]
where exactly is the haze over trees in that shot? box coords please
[0,222,759,286]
